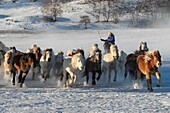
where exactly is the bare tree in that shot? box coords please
[80,15,91,29]
[87,0,102,22]
[42,0,62,22]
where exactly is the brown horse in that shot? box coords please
[31,46,42,80]
[124,41,149,79]
[136,50,162,92]
[85,51,102,85]
[12,52,36,87]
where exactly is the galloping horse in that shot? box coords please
[12,52,36,87]
[85,51,102,85]
[52,51,64,79]
[136,50,162,92]
[102,45,119,82]
[124,41,149,79]
[3,51,13,80]
[31,46,42,80]
[40,48,55,82]
[3,47,19,80]
[62,52,85,87]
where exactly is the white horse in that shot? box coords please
[40,48,55,82]
[62,52,85,87]
[102,45,119,82]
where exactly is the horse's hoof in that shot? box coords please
[92,82,96,85]
[96,77,100,81]
[12,83,15,85]
[157,84,160,87]
[113,80,116,82]
[150,89,153,92]
[20,84,23,88]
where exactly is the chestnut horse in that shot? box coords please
[124,41,149,79]
[12,52,36,87]
[136,50,162,92]
[85,51,102,85]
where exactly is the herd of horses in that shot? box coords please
[0,41,162,92]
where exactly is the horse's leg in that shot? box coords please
[146,74,153,92]
[92,72,96,85]
[62,70,68,87]
[65,67,74,86]
[18,71,22,83]
[108,67,111,82]
[12,71,16,85]
[20,72,28,88]
[155,71,161,87]
[124,62,128,79]
[113,68,117,82]
[96,69,102,81]
[86,72,89,84]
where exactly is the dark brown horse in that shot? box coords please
[12,52,36,87]
[85,51,102,85]
[136,50,162,92]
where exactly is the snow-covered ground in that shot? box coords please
[0,29,170,112]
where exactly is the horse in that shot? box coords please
[62,52,85,87]
[28,46,42,80]
[124,41,149,79]
[103,42,111,54]
[40,48,55,82]
[102,45,119,82]
[67,48,85,59]
[51,51,64,79]
[85,51,102,85]
[0,50,6,66]
[136,50,162,92]
[3,47,20,80]
[12,52,36,87]
[117,50,127,75]
[3,51,13,81]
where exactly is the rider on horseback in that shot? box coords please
[100,32,115,45]
[100,32,115,53]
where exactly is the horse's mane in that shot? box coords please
[42,48,53,61]
[110,45,119,58]
[144,51,154,62]
[55,51,64,56]
[71,53,84,69]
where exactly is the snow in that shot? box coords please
[0,0,170,112]
[0,29,170,112]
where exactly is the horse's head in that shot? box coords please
[110,45,119,59]
[33,47,42,60]
[27,53,36,68]
[55,51,64,63]
[152,50,162,68]
[43,48,54,62]
[139,41,148,52]
[72,53,85,71]
[4,51,12,64]
[92,51,101,63]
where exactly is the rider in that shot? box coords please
[100,32,115,54]
[100,32,115,45]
